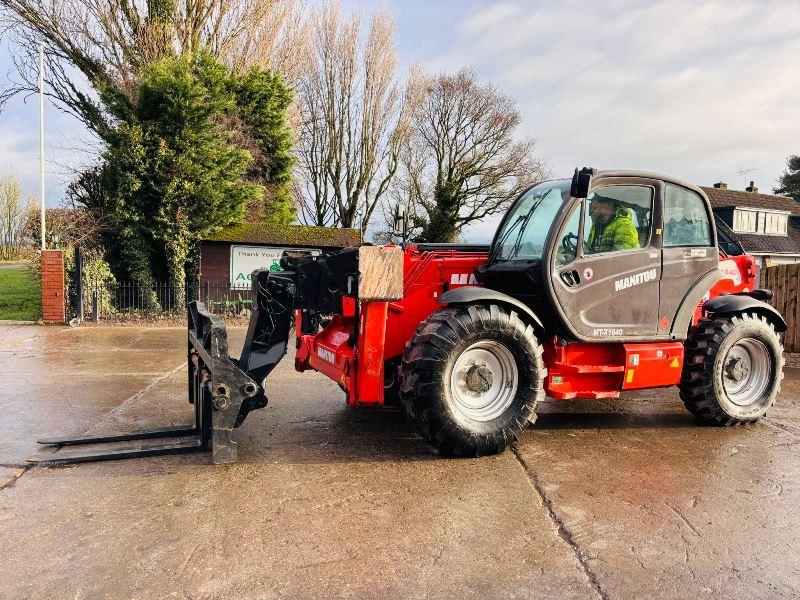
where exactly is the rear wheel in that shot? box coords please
[400,304,545,456]
[680,312,784,425]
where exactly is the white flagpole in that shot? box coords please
[39,42,46,250]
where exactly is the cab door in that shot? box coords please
[659,183,718,334]
[548,179,663,341]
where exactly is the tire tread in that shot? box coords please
[400,304,545,456]
[679,311,784,425]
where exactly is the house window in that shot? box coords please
[732,209,788,235]
[764,212,788,235]
[733,209,757,233]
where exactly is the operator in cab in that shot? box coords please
[586,194,639,253]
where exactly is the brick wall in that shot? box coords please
[41,250,65,324]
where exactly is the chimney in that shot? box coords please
[745,180,758,193]
[713,182,727,189]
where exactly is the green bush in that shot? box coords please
[83,257,117,317]
[71,52,295,303]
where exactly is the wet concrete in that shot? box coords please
[1,325,799,598]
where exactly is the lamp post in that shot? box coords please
[39,42,46,250]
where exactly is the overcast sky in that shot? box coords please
[1,0,799,241]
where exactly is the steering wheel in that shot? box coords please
[561,232,578,255]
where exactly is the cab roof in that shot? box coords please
[592,170,706,197]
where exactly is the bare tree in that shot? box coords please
[25,206,107,250]
[0,0,310,135]
[0,171,34,260]
[394,69,547,243]
[373,137,428,242]
[296,3,422,229]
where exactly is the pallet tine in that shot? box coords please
[27,301,260,465]
[37,425,197,446]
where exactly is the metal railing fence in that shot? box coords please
[81,280,253,320]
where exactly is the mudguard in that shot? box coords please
[670,269,721,339]
[439,287,545,334]
[703,294,787,332]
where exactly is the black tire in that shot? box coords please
[399,304,546,456]
[680,311,784,425]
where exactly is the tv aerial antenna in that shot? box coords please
[737,167,758,189]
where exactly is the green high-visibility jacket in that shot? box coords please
[587,208,639,253]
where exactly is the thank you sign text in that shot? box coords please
[230,245,319,285]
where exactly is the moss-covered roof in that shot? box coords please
[202,222,360,248]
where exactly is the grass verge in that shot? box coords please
[0,266,41,321]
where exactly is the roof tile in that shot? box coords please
[202,223,360,248]
[701,186,799,213]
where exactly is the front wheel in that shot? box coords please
[399,304,546,456]
[679,312,784,425]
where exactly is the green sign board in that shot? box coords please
[229,245,320,285]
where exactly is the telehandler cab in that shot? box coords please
[31,168,787,464]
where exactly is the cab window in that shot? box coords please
[583,185,653,255]
[663,184,713,247]
[493,184,569,261]
[555,203,582,267]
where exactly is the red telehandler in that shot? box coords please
[31,169,787,464]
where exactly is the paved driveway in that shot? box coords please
[1,325,799,598]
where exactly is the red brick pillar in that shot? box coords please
[41,250,66,324]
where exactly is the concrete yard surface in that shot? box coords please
[1,325,799,599]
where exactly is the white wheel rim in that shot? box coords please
[449,340,518,421]
[723,338,771,406]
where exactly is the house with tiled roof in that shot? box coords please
[199,223,359,288]
[701,181,800,278]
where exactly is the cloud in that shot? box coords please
[3,0,797,241]
[0,112,48,200]
[0,95,96,206]
[416,0,800,241]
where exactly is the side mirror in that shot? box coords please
[570,167,596,198]
[394,205,406,228]
[393,204,408,246]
